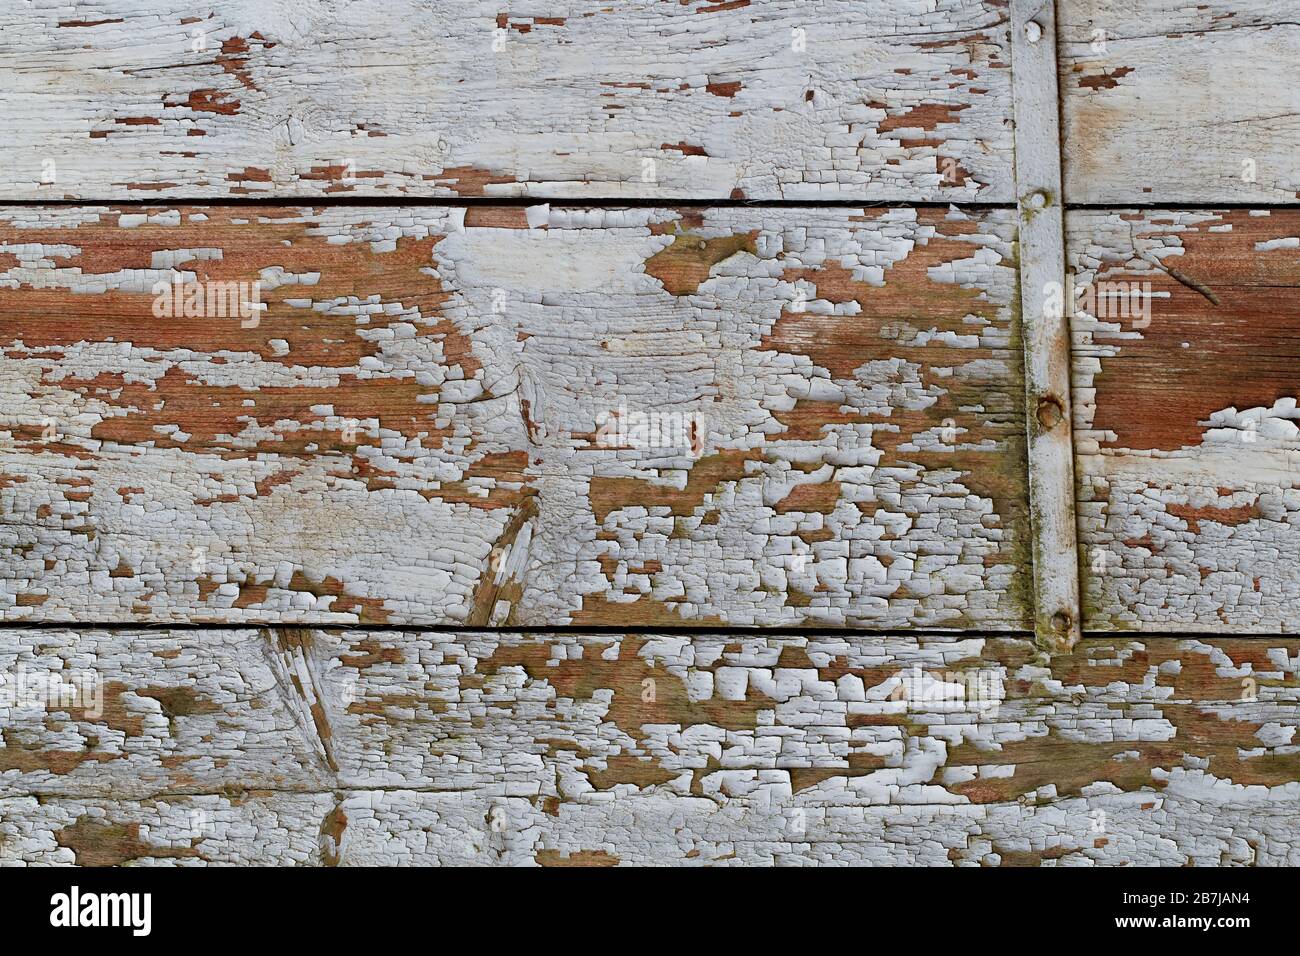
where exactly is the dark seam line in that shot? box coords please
[1086,630,1300,641]
[1,198,1293,211]
[0,196,1017,210]
[1066,201,1300,211]
[0,620,1035,638]
[5,621,1297,640]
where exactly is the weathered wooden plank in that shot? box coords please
[0,0,1014,201]
[302,629,1300,807]
[14,0,1296,207]
[1070,208,1300,630]
[7,789,1300,865]
[6,627,1300,864]
[0,628,331,798]
[1011,0,1080,652]
[0,793,337,866]
[326,786,1300,865]
[1060,0,1300,203]
[0,205,1029,629]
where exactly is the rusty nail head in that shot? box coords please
[1036,395,1065,429]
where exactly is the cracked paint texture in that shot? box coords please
[4,0,1298,870]
[1,0,1013,201]
[1061,0,1300,203]
[4,628,1300,865]
[1071,209,1300,630]
[0,205,1028,629]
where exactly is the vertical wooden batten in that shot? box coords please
[1010,0,1082,652]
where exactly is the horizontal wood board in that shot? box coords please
[3,627,1300,865]
[0,205,1029,629]
[0,0,1015,201]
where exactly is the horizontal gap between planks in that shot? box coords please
[4,199,1295,211]
[0,196,1017,210]
[0,620,1035,638]
[1066,201,1300,211]
[6,621,1300,641]
[1077,630,1300,642]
